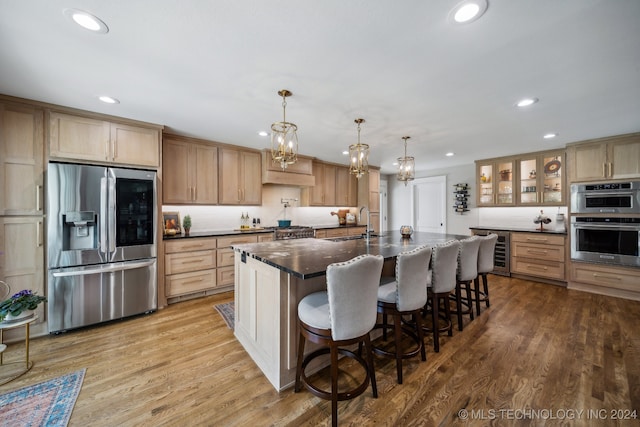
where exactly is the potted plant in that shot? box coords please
[0,289,47,322]
[183,215,192,236]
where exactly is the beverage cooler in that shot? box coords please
[47,162,157,333]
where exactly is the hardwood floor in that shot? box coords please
[1,276,639,426]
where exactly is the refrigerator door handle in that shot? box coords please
[100,177,108,253]
[108,176,116,253]
[52,259,156,277]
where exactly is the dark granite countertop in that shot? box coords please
[469,226,567,235]
[232,231,467,279]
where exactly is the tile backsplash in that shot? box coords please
[477,206,568,230]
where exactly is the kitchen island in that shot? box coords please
[231,231,466,391]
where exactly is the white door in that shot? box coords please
[411,176,446,233]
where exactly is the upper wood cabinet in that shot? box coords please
[49,112,160,168]
[356,168,380,232]
[163,136,218,204]
[0,101,44,215]
[218,148,262,205]
[567,133,640,182]
[335,165,357,207]
[476,158,515,206]
[477,151,565,207]
[304,161,337,206]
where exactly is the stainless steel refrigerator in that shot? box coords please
[47,162,157,333]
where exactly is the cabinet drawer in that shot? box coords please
[165,238,217,254]
[511,258,565,280]
[511,233,564,246]
[166,269,217,297]
[571,263,640,292]
[315,230,327,239]
[258,233,274,242]
[512,242,564,262]
[165,250,216,275]
[348,227,366,236]
[217,266,235,287]
[217,248,236,267]
[325,228,349,238]
[217,234,258,248]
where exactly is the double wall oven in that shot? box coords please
[570,181,640,268]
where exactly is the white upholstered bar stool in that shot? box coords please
[424,240,461,353]
[473,233,498,315]
[295,254,384,427]
[374,245,431,384]
[453,236,481,331]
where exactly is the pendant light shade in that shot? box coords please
[271,89,298,169]
[397,136,415,186]
[349,118,369,179]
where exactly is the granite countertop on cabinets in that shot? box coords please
[163,228,274,240]
[469,226,567,235]
[232,231,467,279]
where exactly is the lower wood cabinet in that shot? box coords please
[569,262,640,301]
[510,232,566,282]
[316,226,366,239]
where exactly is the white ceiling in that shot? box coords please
[1,1,639,174]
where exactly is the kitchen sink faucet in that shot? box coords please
[359,206,372,242]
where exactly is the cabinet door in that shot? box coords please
[540,152,564,205]
[609,137,640,179]
[323,164,336,206]
[568,142,607,182]
[495,160,514,205]
[193,144,218,204]
[162,138,191,203]
[218,148,241,204]
[240,150,262,205]
[368,169,380,212]
[111,123,160,167]
[0,102,44,215]
[0,217,45,320]
[477,162,495,206]
[308,161,325,205]
[518,156,539,205]
[49,112,110,162]
[335,166,357,207]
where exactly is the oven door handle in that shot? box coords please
[573,222,639,230]
[584,191,634,197]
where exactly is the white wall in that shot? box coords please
[164,185,357,232]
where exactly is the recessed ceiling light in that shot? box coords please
[63,9,109,34]
[543,133,558,139]
[446,152,455,157]
[342,151,349,155]
[449,0,488,24]
[392,162,399,166]
[258,131,269,137]
[98,96,119,104]
[516,97,539,107]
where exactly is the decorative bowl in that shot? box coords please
[400,225,413,238]
[277,220,291,227]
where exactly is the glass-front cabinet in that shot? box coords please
[518,150,564,206]
[477,159,514,206]
[477,149,565,207]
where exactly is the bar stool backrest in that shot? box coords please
[478,234,499,274]
[457,236,482,281]
[430,240,461,294]
[327,254,384,341]
[395,245,431,312]
[0,281,10,301]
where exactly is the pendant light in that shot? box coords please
[349,118,369,179]
[271,89,298,169]
[397,136,415,186]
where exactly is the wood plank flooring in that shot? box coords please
[1,275,639,426]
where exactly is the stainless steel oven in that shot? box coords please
[571,181,640,214]
[570,217,640,267]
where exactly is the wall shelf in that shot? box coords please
[453,183,470,214]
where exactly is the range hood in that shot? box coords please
[261,150,315,187]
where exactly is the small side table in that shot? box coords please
[0,313,38,386]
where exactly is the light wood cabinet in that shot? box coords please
[510,232,565,281]
[216,234,259,287]
[569,262,640,301]
[304,161,337,206]
[516,150,565,206]
[567,133,640,182]
[49,112,160,168]
[165,237,217,297]
[476,158,515,206]
[335,166,357,207]
[0,216,45,320]
[163,137,218,204]
[356,167,381,232]
[219,148,262,205]
[0,101,44,215]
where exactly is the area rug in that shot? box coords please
[0,368,86,426]
[215,302,235,330]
